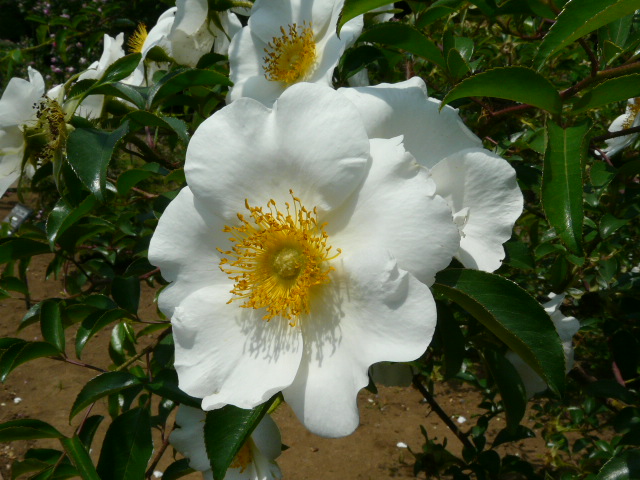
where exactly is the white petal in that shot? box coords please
[0,68,44,128]
[283,248,436,437]
[172,284,303,410]
[430,148,523,272]
[326,137,459,285]
[172,0,206,36]
[185,83,369,221]
[170,407,210,472]
[142,8,176,58]
[248,0,332,44]
[339,77,482,168]
[213,13,243,56]
[251,415,282,462]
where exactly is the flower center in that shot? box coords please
[25,97,67,163]
[128,23,148,54]
[218,191,339,324]
[623,98,640,129]
[262,22,317,85]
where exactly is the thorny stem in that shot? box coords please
[412,377,475,451]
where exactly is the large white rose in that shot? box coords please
[227,0,363,105]
[149,83,459,437]
[170,407,282,480]
[339,77,524,272]
[506,293,580,398]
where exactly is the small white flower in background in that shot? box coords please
[170,407,282,480]
[169,0,242,66]
[600,98,640,158]
[506,293,580,398]
[227,0,364,105]
[339,77,524,272]
[149,83,460,437]
[75,33,126,119]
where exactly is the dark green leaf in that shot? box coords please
[0,238,50,263]
[97,407,153,480]
[503,241,535,269]
[492,425,535,448]
[46,195,97,248]
[162,459,195,480]
[78,415,104,449]
[0,341,61,382]
[596,449,640,480]
[40,300,65,353]
[0,276,29,295]
[145,369,201,408]
[416,6,456,28]
[111,276,140,314]
[125,111,189,144]
[205,395,278,480]
[60,436,101,480]
[337,0,394,34]
[340,45,384,80]
[76,309,130,359]
[483,347,526,431]
[95,53,141,86]
[116,169,156,196]
[534,0,640,69]
[447,48,470,80]
[572,75,640,114]
[67,122,130,202]
[434,269,565,395]
[542,120,590,255]
[600,213,629,239]
[0,419,62,441]
[442,67,562,114]
[85,82,147,110]
[70,371,142,420]
[149,69,231,107]
[435,302,465,380]
[20,302,43,330]
[357,23,446,68]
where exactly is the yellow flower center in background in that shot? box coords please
[262,22,317,85]
[128,23,148,54]
[219,191,339,324]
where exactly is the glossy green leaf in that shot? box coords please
[205,395,278,480]
[148,68,231,107]
[84,82,147,110]
[116,169,156,196]
[40,300,65,353]
[442,67,562,114]
[600,213,629,239]
[416,6,456,28]
[542,120,590,255]
[0,341,61,382]
[111,276,140,314]
[60,436,101,480]
[435,302,465,380]
[67,122,130,202]
[78,415,104,449]
[340,45,384,80]
[46,195,97,248]
[162,459,195,480]
[572,75,640,114]
[97,407,153,480]
[70,371,142,420]
[75,309,130,359]
[337,0,394,34]
[357,23,446,68]
[433,269,565,395]
[0,238,50,263]
[447,48,470,80]
[95,53,141,86]
[145,369,201,408]
[483,347,526,431]
[534,0,640,69]
[0,419,62,441]
[125,111,189,144]
[596,449,640,480]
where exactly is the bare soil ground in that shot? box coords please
[0,195,551,479]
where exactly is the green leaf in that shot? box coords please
[435,302,465,380]
[111,276,140,314]
[125,111,189,144]
[162,459,195,480]
[534,0,640,69]
[95,53,141,86]
[571,75,640,114]
[0,419,62,441]
[442,67,562,114]
[600,213,629,239]
[60,436,101,480]
[0,341,61,382]
[416,6,456,28]
[78,415,104,449]
[433,269,565,396]
[76,309,130,359]
[205,395,278,480]
[84,82,147,110]
[340,45,384,80]
[0,238,50,263]
[596,449,640,480]
[67,122,130,202]
[40,300,65,353]
[337,0,394,34]
[542,120,590,255]
[97,408,153,480]
[46,195,97,248]
[357,23,446,68]
[145,370,201,408]
[70,371,142,420]
[148,68,232,108]
[0,276,28,295]
[483,347,527,431]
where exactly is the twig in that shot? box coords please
[591,125,640,143]
[115,344,154,372]
[52,356,107,373]
[145,421,175,478]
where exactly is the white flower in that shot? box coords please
[339,77,524,272]
[600,98,640,158]
[149,83,459,437]
[506,293,580,398]
[227,0,364,106]
[75,33,126,119]
[169,0,242,66]
[170,407,282,480]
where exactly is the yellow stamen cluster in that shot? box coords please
[218,191,340,324]
[623,98,640,129]
[29,97,67,163]
[263,22,317,85]
[128,23,148,54]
